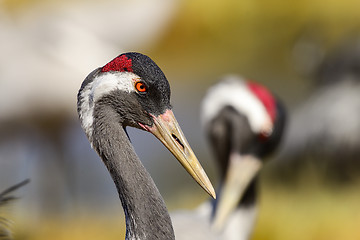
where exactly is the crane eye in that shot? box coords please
[135,81,147,93]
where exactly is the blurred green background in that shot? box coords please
[1,0,360,239]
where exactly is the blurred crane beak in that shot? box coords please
[212,153,262,231]
[141,109,216,199]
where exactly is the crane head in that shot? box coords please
[201,75,286,231]
[77,52,216,199]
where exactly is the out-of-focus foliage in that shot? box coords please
[254,173,360,240]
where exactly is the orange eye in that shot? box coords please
[135,81,147,93]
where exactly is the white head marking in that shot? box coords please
[78,71,140,142]
[201,75,272,134]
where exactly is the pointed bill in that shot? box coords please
[212,153,262,231]
[142,109,216,199]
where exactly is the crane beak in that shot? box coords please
[212,153,262,231]
[142,109,216,199]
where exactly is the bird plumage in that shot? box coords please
[280,38,360,174]
[206,76,286,238]
[173,75,286,239]
[77,52,215,239]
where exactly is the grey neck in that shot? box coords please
[92,105,175,240]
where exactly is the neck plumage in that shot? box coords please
[212,175,258,240]
[91,106,175,240]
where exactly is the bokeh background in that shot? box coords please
[1,0,360,239]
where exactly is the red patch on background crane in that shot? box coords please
[247,81,276,122]
[101,54,133,72]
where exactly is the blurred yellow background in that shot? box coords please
[1,0,360,239]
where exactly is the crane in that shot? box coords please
[77,52,215,239]
[172,75,286,240]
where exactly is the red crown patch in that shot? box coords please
[247,81,276,122]
[101,55,133,73]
